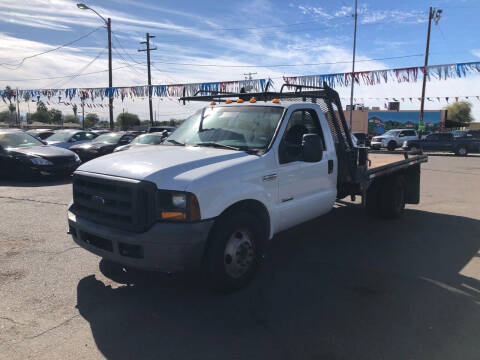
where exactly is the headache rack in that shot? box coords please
[180,83,368,199]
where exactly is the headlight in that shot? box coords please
[381,138,387,143]
[403,141,408,146]
[73,153,81,163]
[157,191,200,222]
[29,157,53,166]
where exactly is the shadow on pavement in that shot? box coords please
[0,176,72,187]
[76,205,480,360]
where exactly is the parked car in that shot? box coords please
[371,129,418,151]
[113,132,166,152]
[46,130,98,149]
[148,126,176,134]
[0,130,81,178]
[68,86,428,292]
[90,129,111,135]
[403,132,480,156]
[26,129,56,140]
[69,132,138,161]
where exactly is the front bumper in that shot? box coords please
[27,162,79,176]
[370,141,385,149]
[68,209,214,272]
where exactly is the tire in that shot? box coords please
[455,146,468,156]
[387,141,397,151]
[204,212,263,292]
[379,175,406,219]
[366,182,381,218]
[410,145,419,153]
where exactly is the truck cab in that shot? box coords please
[68,85,427,291]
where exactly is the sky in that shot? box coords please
[0,0,479,122]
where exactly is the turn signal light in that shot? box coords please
[225,99,233,104]
[272,98,280,103]
[249,97,256,103]
[237,98,244,103]
[161,211,186,220]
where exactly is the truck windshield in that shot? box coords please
[166,106,284,152]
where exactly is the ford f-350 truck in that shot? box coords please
[68,84,427,291]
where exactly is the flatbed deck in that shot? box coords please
[367,152,428,178]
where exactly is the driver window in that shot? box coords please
[279,109,325,164]
[72,133,82,141]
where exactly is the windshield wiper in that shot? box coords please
[195,142,261,155]
[165,139,185,146]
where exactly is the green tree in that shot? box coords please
[29,101,50,123]
[117,112,140,130]
[84,113,100,129]
[8,103,16,119]
[445,101,474,124]
[49,109,62,124]
[0,110,10,123]
[36,101,48,113]
[63,114,79,124]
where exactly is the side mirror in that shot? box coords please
[302,134,323,162]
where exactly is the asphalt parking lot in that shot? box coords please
[1,155,480,360]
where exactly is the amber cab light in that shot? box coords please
[225,99,233,104]
[249,97,256,103]
[210,101,216,105]
[272,98,280,103]
[237,98,244,103]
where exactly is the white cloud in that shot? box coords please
[472,49,480,58]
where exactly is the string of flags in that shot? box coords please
[340,95,480,104]
[0,61,479,106]
[0,79,267,104]
[283,61,480,88]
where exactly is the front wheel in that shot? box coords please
[204,212,263,292]
[387,141,397,151]
[455,146,468,156]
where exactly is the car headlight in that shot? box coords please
[381,138,387,143]
[157,191,200,222]
[29,157,53,166]
[403,141,408,146]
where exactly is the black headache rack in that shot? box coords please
[180,83,368,199]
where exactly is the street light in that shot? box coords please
[77,3,114,130]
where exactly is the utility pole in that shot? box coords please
[15,88,20,127]
[419,7,442,138]
[81,100,85,130]
[349,0,358,129]
[244,72,257,80]
[139,33,157,126]
[107,18,114,130]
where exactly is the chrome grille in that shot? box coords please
[72,173,156,232]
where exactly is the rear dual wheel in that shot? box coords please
[366,175,406,219]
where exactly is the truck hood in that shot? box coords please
[76,145,256,190]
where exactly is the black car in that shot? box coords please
[69,132,138,162]
[0,130,81,179]
[148,126,176,134]
[26,129,56,140]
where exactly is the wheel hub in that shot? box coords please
[224,230,254,279]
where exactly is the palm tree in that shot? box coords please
[72,104,78,121]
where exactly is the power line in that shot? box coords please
[0,26,104,70]
[150,53,425,68]
[44,47,107,90]
[111,32,143,64]
[111,42,146,76]
[0,61,147,82]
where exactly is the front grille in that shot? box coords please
[72,173,156,232]
[47,156,76,165]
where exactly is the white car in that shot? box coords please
[67,89,427,291]
[46,130,97,149]
[371,129,418,151]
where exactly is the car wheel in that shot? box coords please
[204,212,263,292]
[387,141,397,151]
[380,175,406,219]
[455,146,468,156]
[410,145,419,154]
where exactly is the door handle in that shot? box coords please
[328,160,334,174]
[262,173,277,182]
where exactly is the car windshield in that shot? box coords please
[383,130,401,136]
[46,131,74,141]
[0,132,44,148]
[93,133,123,144]
[132,134,163,145]
[167,106,284,152]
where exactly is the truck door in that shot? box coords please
[438,133,453,151]
[275,107,337,231]
[423,133,440,151]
